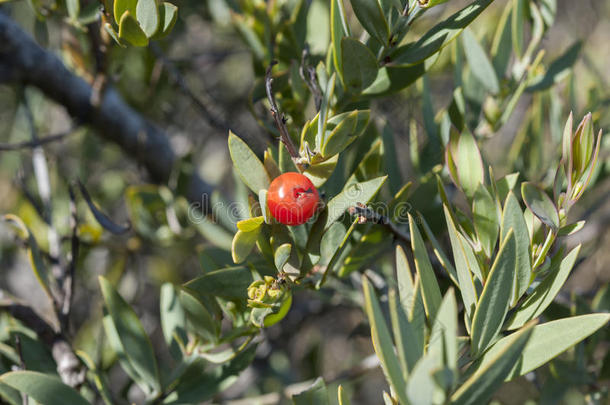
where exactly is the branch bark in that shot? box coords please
[0,11,211,212]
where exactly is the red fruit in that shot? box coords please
[267,172,320,226]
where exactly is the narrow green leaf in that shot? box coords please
[389,289,422,378]
[228,131,270,194]
[511,0,526,58]
[391,0,495,65]
[303,154,339,188]
[476,314,610,380]
[317,74,336,149]
[118,11,149,47]
[449,130,485,199]
[500,192,531,303]
[349,0,390,45]
[331,0,350,84]
[451,322,534,405]
[363,63,429,97]
[429,288,458,373]
[443,206,478,324]
[292,377,329,405]
[362,277,410,405]
[506,245,581,330]
[409,214,442,321]
[471,230,516,355]
[527,42,581,92]
[521,182,559,231]
[405,351,440,405]
[341,38,379,94]
[461,28,499,94]
[322,110,358,157]
[0,371,89,405]
[491,1,513,78]
[99,276,160,392]
[473,184,499,258]
[0,382,21,405]
[419,214,458,285]
[135,0,159,37]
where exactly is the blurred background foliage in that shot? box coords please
[0,0,609,404]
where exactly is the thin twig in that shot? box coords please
[349,203,411,243]
[61,184,79,333]
[150,43,231,133]
[265,61,302,168]
[0,129,75,151]
[299,46,323,111]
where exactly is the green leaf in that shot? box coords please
[511,0,526,58]
[303,155,339,188]
[362,277,410,405]
[363,63,429,97]
[475,314,610,380]
[506,245,581,330]
[104,22,122,45]
[451,322,534,405]
[0,382,21,405]
[236,216,264,232]
[409,214,442,321]
[184,267,253,300]
[405,351,440,405]
[473,184,499,258]
[75,350,114,405]
[160,283,187,360]
[419,214,458,285]
[135,0,159,37]
[274,243,292,271]
[3,215,53,301]
[341,38,379,94]
[231,228,261,264]
[349,0,390,45]
[292,377,329,405]
[163,345,257,404]
[391,0,495,65]
[389,289,422,378]
[0,371,89,405]
[521,182,559,231]
[317,74,336,149]
[471,230,516,355]
[448,130,485,199]
[320,176,387,231]
[500,192,531,303]
[527,42,581,92]
[66,0,79,20]
[491,2,513,78]
[99,276,160,392]
[331,0,350,84]
[228,131,270,194]
[322,110,370,157]
[113,0,136,24]
[118,11,149,47]
[461,28,499,94]
[179,288,219,343]
[429,288,458,373]
[152,2,178,39]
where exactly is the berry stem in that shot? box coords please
[265,61,303,171]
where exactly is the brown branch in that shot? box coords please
[299,47,322,111]
[0,11,212,213]
[265,61,303,169]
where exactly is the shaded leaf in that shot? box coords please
[349,0,389,45]
[184,267,253,300]
[228,131,270,194]
[0,371,89,405]
[521,182,559,231]
[78,180,130,234]
[292,377,329,405]
[461,27,499,94]
[341,38,378,94]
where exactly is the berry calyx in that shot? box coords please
[267,172,320,226]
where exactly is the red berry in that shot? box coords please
[267,172,320,226]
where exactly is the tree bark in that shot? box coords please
[0,11,211,213]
